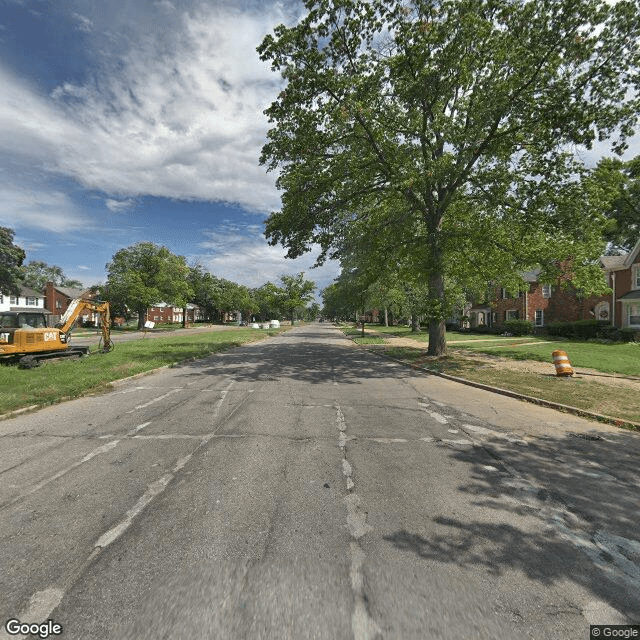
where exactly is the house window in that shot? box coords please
[541,285,552,298]
[629,304,640,327]
[634,265,640,290]
[506,310,519,321]
[26,297,36,306]
[0,295,3,304]
[10,296,17,304]
[535,309,544,326]
[56,300,63,309]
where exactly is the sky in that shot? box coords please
[0,0,341,298]
[1,0,638,300]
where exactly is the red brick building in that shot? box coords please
[44,282,96,324]
[469,239,640,332]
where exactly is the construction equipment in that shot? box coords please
[0,298,113,368]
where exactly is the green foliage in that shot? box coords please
[592,156,640,253]
[0,227,26,296]
[278,272,316,323]
[105,243,193,328]
[258,0,640,355]
[545,319,637,342]
[502,319,534,336]
[20,260,84,292]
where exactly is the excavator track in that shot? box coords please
[18,347,90,369]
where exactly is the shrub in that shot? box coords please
[503,319,534,336]
[543,320,637,341]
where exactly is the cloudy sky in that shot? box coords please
[0,0,341,295]
[1,0,638,299]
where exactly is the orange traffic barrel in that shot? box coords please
[552,350,573,377]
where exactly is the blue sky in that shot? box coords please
[1,0,638,298]
[0,0,341,295]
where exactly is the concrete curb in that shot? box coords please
[355,342,640,432]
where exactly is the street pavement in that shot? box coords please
[0,322,638,639]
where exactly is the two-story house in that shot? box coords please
[466,239,640,332]
[0,285,50,315]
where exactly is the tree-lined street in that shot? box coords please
[1,323,638,639]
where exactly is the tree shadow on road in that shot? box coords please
[177,339,413,385]
[384,428,640,621]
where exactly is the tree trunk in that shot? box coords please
[427,271,447,356]
[411,313,420,332]
[182,306,187,328]
[137,306,146,330]
[384,307,388,326]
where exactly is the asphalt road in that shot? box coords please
[1,323,638,639]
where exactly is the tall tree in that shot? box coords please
[105,243,193,329]
[258,0,640,354]
[592,156,640,253]
[0,227,26,296]
[20,260,83,292]
[279,272,316,324]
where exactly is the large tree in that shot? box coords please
[105,243,193,329]
[592,156,640,253]
[258,0,640,354]
[20,260,84,292]
[0,227,26,296]
[279,272,316,324]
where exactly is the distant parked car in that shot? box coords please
[269,320,280,328]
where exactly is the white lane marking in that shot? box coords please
[441,438,473,446]
[126,388,184,413]
[5,440,121,507]
[94,472,173,549]
[133,434,205,440]
[425,410,448,424]
[463,424,495,436]
[420,436,435,443]
[350,542,382,640]
[448,429,459,434]
[95,379,235,549]
[335,405,380,637]
[369,438,408,443]
[130,421,152,434]
[0,588,65,640]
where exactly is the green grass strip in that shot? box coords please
[0,328,285,416]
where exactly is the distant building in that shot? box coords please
[0,285,50,314]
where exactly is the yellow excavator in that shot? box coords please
[0,298,113,368]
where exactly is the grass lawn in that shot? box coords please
[0,327,286,416]
[359,326,639,377]
[341,326,385,344]
[377,346,640,426]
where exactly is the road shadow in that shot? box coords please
[384,428,640,621]
[177,336,414,385]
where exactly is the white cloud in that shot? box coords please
[195,224,340,293]
[77,265,90,270]
[71,12,94,32]
[0,183,92,232]
[0,3,293,212]
[105,198,135,212]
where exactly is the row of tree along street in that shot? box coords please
[259,0,640,355]
[0,231,318,329]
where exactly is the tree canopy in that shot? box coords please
[105,243,193,329]
[0,227,26,296]
[20,260,84,292]
[258,0,640,354]
[592,156,640,254]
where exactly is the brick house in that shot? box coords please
[470,239,640,331]
[44,282,97,325]
[145,303,204,325]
